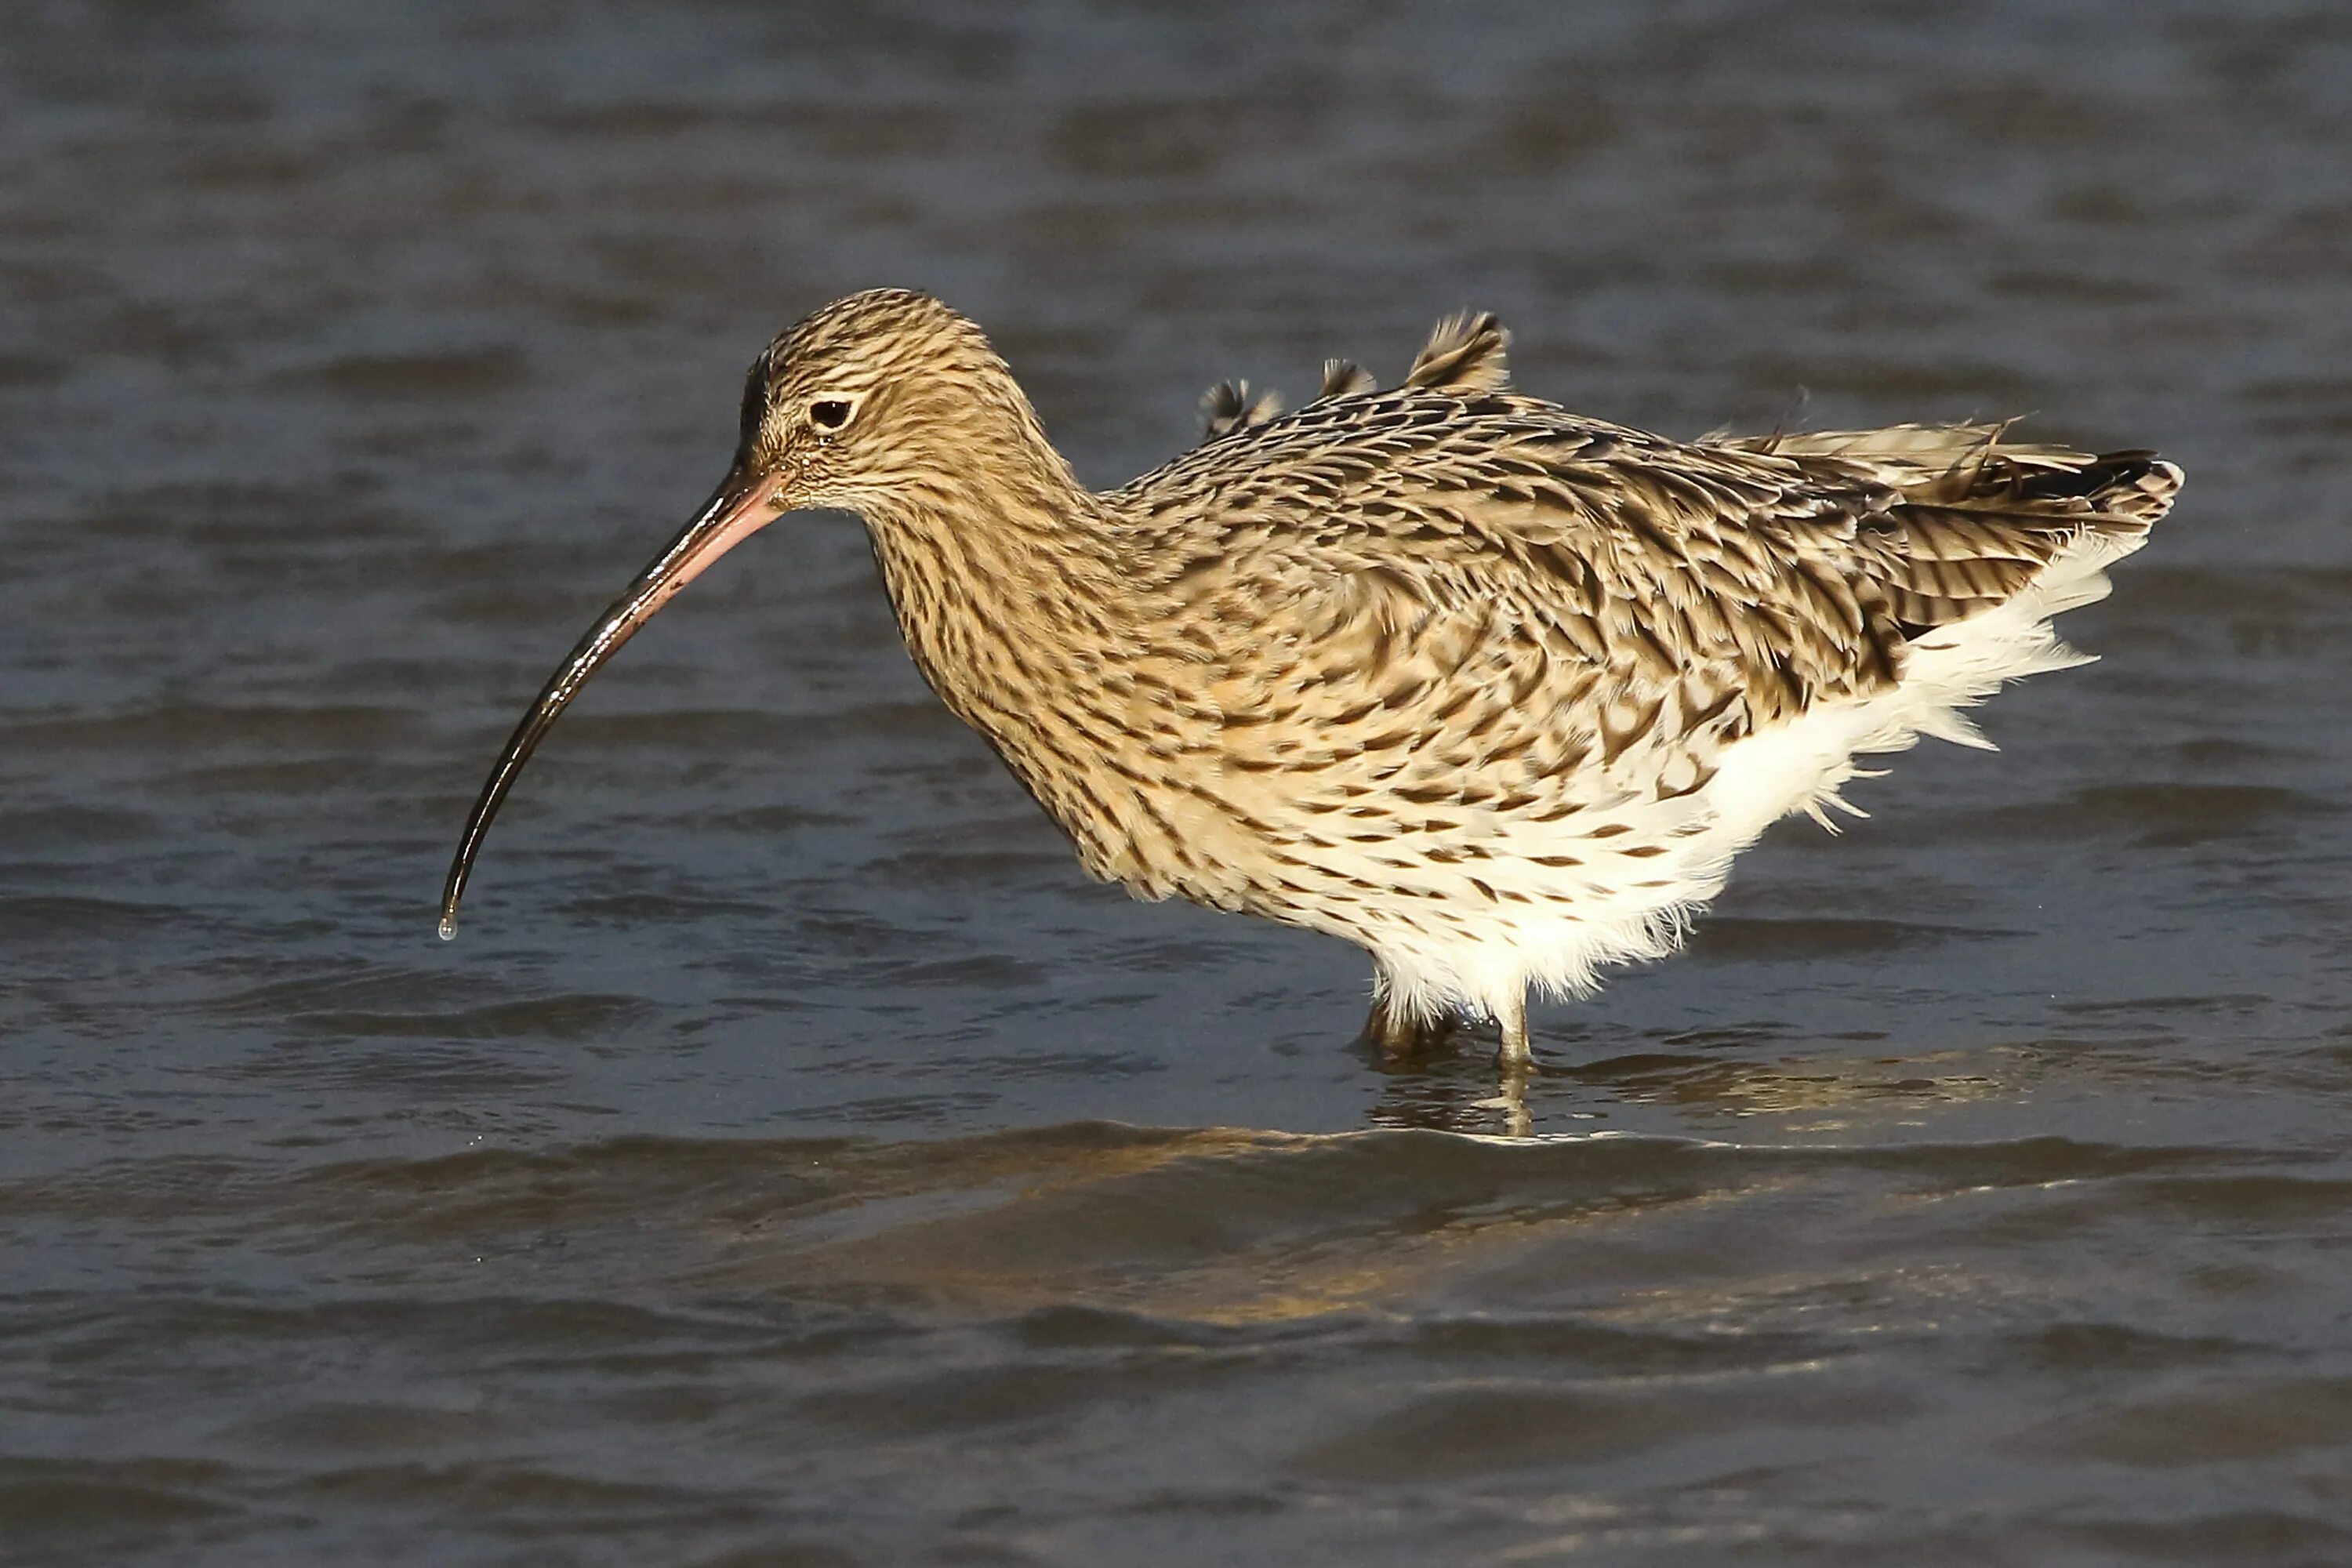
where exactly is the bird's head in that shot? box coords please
[731,288,1032,519]
[437,288,1034,938]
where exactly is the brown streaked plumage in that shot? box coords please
[442,289,2180,1067]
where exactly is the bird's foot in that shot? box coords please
[1472,1065,1534,1138]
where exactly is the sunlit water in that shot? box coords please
[5,3,2351,1563]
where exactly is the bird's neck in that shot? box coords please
[858,442,1126,746]
[853,417,1213,898]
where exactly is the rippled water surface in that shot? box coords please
[7,3,2352,1563]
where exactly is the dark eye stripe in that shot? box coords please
[811,399,852,430]
[739,362,768,445]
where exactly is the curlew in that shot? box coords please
[441,289,2180,1065]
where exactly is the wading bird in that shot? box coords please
[442,290,2178,1065]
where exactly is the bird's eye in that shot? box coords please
[810,398,853,430]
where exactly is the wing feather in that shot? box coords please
[1116,376,2175,817]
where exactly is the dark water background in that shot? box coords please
[5,2,2352,1563]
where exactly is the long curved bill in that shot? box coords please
[438,463,789,939]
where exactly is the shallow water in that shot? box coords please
[5,2,2352,1563]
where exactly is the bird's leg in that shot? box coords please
[1479,989,1535,1135]
[1494,990,1534,1069]
[1358,989,1453,1058]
